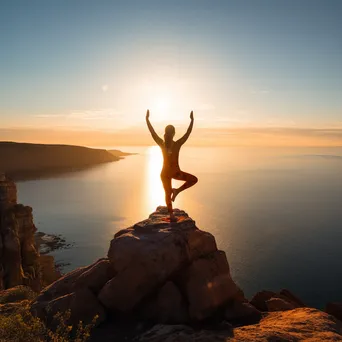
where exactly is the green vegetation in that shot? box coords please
[0,303,97,342]
[0,286,37,304]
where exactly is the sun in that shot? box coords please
[152,97,170,121]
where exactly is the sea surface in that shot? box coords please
[17,146,342,308]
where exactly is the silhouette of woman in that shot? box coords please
[146,109,198,222]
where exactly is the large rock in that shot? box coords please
[73,258,115,293]
[250,289,304,312]
[98,207,218,312]
[279,288,306,307]
[1,212,24,288]
[250,290,277,312]
[36,288,106,328]
[35,258,114,303]
[266,297,296,312]
[138,308,342,341]
[177,250,243,320]
[31,258,115,328]
[32,207,244,327]
[0,177,42,292]
[224,302,262,325]
[140,281,189,324]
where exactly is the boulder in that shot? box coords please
[279,288,306,307]
[32,207,244,326]
[156,281,188,323]
[138,308,342,342]
[224,301,262,325]
[37,288,106,328]
[177,250,244,320]
[140,281,189,324]
[35,264,94,303]
[35,258,113,303]
[250,290,277,312]
[73,258,115,294]
[250,289,304,312]
[326,302,342,322]
[99,208,217,312]
[266,297,296,312]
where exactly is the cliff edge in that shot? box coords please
[0,175,59,292]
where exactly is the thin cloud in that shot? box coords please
[197,103,216,111]
[68,108,121,121]
[251,89,270,95]
[33,114,66,118]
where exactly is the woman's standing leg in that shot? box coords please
[161,173,177,221]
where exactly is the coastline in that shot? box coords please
[0,141,136,181]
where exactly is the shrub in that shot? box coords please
[0,303,97,342]
[0,285,37,304]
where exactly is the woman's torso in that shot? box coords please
[160,141,181,175]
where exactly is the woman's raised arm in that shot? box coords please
[177,111,194,145]
[146,109,163,146]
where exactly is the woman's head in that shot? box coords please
[164,125,175,148]
[164,125,175,138]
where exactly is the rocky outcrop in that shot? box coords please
[138,308,342,341]
[24,205,342,341]
[0,176,41,291]
[250,289,305,312]
[31,207,246,327]
[0,175,59,292]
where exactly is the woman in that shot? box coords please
[146,109,198,222]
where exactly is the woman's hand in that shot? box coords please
[146,109,150,120]
[190,111,194,120]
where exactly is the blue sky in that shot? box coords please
[0,0,341,144]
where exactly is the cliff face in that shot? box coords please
[0,175,41,291]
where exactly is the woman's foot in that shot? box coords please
[169,213,178,222]
[171,188,179,202]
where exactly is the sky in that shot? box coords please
[1,0,342,146]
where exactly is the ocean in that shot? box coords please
[17,146,342,308]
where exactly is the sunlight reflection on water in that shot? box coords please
[145,146,164,213]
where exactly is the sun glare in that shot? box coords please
[150,96,171,121]
[145,146,165,213]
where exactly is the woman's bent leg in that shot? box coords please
[171,171,198,201]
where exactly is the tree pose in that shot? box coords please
[146,109,198,221]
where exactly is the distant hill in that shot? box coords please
[108,149,137,158]
[0,142,121,180]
